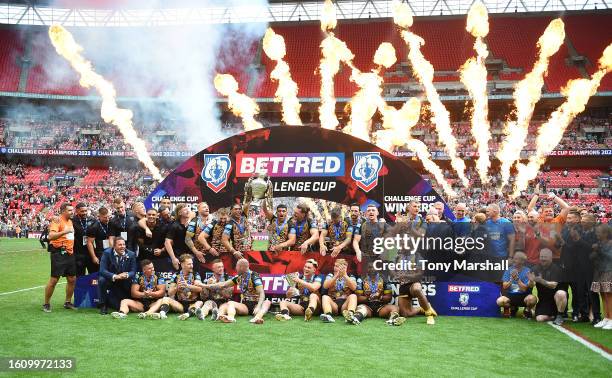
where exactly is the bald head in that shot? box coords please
[512,251,527,267]
[236,258,249,274]
[539,248,553,266]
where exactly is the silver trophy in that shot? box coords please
[283,272,300,297]
[244,173,274,209]
[283,272,299,287]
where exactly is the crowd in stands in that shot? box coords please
[1,158,610,238]
[0,118,190,152]
[0,163,162,236]
[0,114,610,154]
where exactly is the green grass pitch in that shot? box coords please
[0,238,610,377]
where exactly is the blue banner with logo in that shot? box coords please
[73,270,500,317]
[427,282,501,317]
[74,272,99,308]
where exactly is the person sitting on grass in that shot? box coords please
[355,264,405,326]
[496,252,537,318]
[203,258,271,324]
[163,254,204,320]
[320,258,358,324]
[275,258,322,322]
[111,259,166,319]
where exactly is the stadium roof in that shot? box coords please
[0,0,609,26]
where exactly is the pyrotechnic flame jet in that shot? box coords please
[214,73,263,131]
[496,19,565,191]
[48,25,163,181]
[262,28,302,125]
[512,44,612,197]
[376,97,457,197]
[459,1,492,184]
[319,0,354,130]
[347,40,457,197]
[392,0,469,188]
[344,42,396,142]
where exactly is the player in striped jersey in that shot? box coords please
[320,259,358,324]
[354,266,405,326]
[276,259,322,322]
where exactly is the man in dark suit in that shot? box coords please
[98,237,137,315]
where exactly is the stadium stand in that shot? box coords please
[1,13,610,99]
[0,29,23,92]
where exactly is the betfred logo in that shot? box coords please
[236,153,344,177]
[448,285,480,293]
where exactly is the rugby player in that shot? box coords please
[276,258,322,322]
[319,207,352,257]
[320,259,358,324]
[185,202,212,265]
[204,258,271,324]
[161,254,204,320]
[293,203,319,254]
[196,259,233,320]
[397,278,438,325]
[262,202,296,253]
[197,208,230,256]
[355,265,405,326]
[222,204,252,259]
[353,204,390,263]
[111,259,166,319]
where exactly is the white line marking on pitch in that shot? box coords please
[0,282,65,297]
[548,322,612,361]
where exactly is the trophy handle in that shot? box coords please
[244,179,253,204]
[265,180,274,210]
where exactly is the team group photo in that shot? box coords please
[0,0,610,376]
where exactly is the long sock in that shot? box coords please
[281,309,289,315]
[354,312,364,321]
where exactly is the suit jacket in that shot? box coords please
[99,248,137,282]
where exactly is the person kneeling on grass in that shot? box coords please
[496,252,537,319]
[354,265,405,326]
[203,258,271,324]
[276,258,322,322]
[112,259,166,319]
[98,237,138,315]
[320,259,358,324]
[529,248,567,325]
[160,254,204,320]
